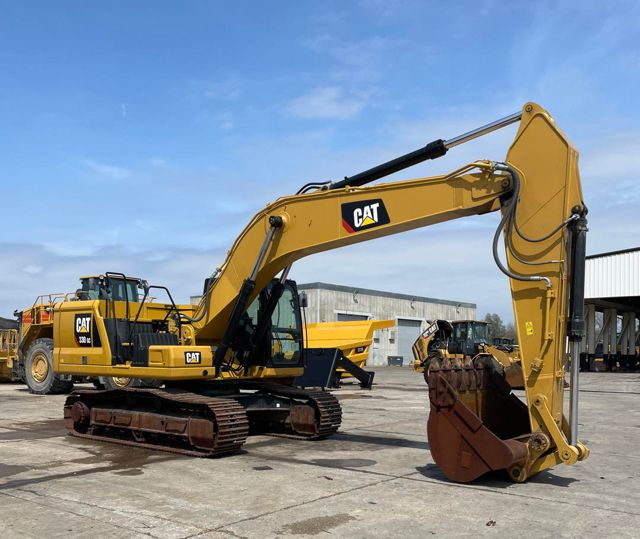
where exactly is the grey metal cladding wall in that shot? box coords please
[585,250,640,299]
[308,288,476,325]
[299,284,476,366]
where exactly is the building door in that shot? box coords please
[397,319,422,365]
[337,313,369,322]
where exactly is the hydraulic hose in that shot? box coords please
[491,164,552,287]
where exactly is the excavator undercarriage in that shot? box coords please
[65,382,341,456]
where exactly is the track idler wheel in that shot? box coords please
[427,356,531,482]
[70,401,91,431]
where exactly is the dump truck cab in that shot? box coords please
[75,274,142,303]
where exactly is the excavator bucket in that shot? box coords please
[427,356,531,482]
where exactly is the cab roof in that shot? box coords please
[79,275,141,281]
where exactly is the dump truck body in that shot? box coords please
[304,319,395,374]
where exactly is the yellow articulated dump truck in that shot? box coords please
[12,284,170,394]
[305,319,395,371]
[298,319,395,388]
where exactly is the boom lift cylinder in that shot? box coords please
[330,111,522,189]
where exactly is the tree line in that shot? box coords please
[483,313,516,342]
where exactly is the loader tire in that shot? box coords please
[97,376,162,390]
[24,338,74,395]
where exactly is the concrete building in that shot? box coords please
[583,247,640,370]
[298,282,476,366]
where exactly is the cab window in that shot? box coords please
[271,287,301,364]
[107,279,139,302]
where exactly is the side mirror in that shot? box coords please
[299,291,308,309]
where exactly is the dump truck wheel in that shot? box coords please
[24,338,74,394]
[97,376,162,390]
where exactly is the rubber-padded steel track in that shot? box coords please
[251,383,342,439]
[64,388,249,457]
[63,383,342,456]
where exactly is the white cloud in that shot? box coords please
[303,34,397,87]
[0,243,225,318]
[84,160,132,180]
[134,219,155,233]
[287,87,365,119]
[582,133,640,179]
[147,158,168,167]
[189,78,243,101]
[43,241,100,257]
[23,265,43,275]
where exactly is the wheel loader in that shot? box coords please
[53,102,588,482]
[412,319,524,389]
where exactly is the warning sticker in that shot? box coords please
[525,321,534,336]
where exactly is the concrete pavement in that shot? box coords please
[0,368,638,538]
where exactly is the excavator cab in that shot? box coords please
[241,279,304,368]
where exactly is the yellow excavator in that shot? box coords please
[57,102,588,482]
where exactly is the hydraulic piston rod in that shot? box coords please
[330,111,522,190]
[213,216,284,375]
[568,215,588,445]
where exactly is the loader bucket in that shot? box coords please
[427,355,531,482]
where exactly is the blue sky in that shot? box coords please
[1,0,639,319]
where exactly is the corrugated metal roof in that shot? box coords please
[297,282,475,308]
[585,249,640,299]
[586,246,640,260]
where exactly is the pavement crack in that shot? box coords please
[400,473,640,517]
[216,529,250,539]
[182,473,409,538]
[0,489,158,537]
[9,485,205,531]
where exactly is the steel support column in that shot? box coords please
[583,303,596,371]
[602,308,618,371]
